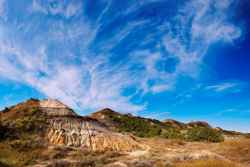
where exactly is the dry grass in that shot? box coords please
[214,138,250,165]
[35,146,124,167]
[0,141,44,167]
[174,159,237,167]
[139,137,250,166]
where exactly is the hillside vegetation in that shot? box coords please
[0,100,48,167]
[91,109,224,142]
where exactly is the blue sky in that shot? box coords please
[0,0,250,132]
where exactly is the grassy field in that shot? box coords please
[174,159,237,167]
[213,138,250,165]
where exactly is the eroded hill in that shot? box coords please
[0,99,250,167]
[0,99,143,166]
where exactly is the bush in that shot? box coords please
[0,123,9,141]
[161,128,184,139]
[14,108,46,134]
[0,107,47,141]
[186,127,224,142]
[109,114,162,137]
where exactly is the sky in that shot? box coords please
[0,0,250,132]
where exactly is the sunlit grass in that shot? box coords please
[174,159,237,167]
[215,138,250,164]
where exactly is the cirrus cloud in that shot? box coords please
[0,0,242,114]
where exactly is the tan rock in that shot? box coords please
[46,115,143,152]
[39,99,77,116]
[39,99,69,108]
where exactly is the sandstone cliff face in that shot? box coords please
[47,117,140,151]
[37,99,142,152]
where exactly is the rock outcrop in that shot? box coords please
[1,99,143,152]
[39,99,77,116]
[37,99,142,151]
[47,116,141,151]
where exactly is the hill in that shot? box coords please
[0,99,142,167]
[0,99,250,167]
[91,108,224,142]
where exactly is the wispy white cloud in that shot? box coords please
[130,0,242,98]
[217,107,250,116]
[163,0,241,78]
[0,39,145,113]
[0,0,242,114]
[0,0,5,19]
[205,82,243,93]
[31,0,82,18]
[151,84,172,94]
[131,0,242,96]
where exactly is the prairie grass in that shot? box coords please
[215,138,250,164]
[174,159,237,167]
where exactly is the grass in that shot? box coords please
[39,147,123,167]
[215,138,250,164]
[174,159,237,167]
[0,140,44,167]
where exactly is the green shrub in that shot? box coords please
[186,127,224,142]
[15,117,34,132]
[161,128,184,139]
[109,114,162,137]
[14,108,46,134]
[105,112,224,142]
[0,107,47,141]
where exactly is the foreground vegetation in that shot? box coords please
[0,104,47,167]
[215,138,250,165]
[174,159,237,167]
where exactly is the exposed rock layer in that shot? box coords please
[39,99,77,116]
[36,99,142,151]
[47,116,141,151]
